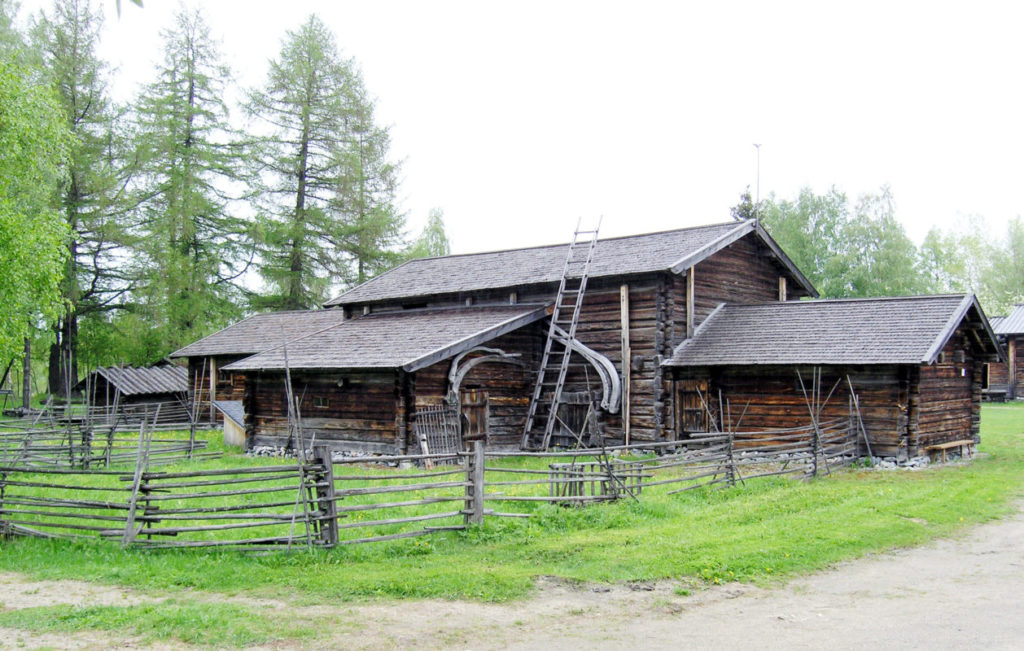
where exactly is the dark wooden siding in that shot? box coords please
[914,327,980,449]
[680,365,908,455]
[413,326,543,449]
[246,370,399,454]
[187,355,246,423]
[690,234,795,328]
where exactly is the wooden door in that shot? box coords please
[676,378,712,435]
[460,390,489,442]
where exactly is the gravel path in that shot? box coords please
[2,503,1023,649]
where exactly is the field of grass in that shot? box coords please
[1,403,1022,615]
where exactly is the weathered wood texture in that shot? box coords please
[690,234,806,328]
[915,327,981,449]
[414,326,543,449]
[683,365,908,455]
[188,356,246,423]
[247,370,399,454]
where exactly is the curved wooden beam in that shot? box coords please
[551,325,622,414]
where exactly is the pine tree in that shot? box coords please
[131,7,250,354]
[406,208,451,260]
[31,0,133,394]
[246,14,404,309]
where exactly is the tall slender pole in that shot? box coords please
[753,143,762,222]
[22,338,31,411]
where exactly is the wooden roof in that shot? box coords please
[993,305,1024,335]
[222,304,549,373]
[169,309,350,358]
[664,294,1003,367]
[324,220,817,307]
[79,365,187,396]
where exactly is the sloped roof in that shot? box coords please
[994,305,1024,335]
[223,304,549,373]
[989,315,1005,331]
[324,220,817,307]
[664,294,1002,367]
[169,309,350,358]
[80,365,188,396]
[214,400,244,427]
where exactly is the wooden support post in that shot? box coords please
[22,338,30,411]
[778,276,787,302]
[685,267,695,338]
[620,284,631,445]
[464,441,485,525]
[208,357,217,424]
[312,445,338,546]
[1010,338,1017,399]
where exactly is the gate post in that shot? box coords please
[464,441,485,525]
[311,445,338,546]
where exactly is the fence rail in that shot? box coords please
[1,420,858,550]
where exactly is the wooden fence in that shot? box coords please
[0,420,857,550]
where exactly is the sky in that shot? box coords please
[15,0,1024,254]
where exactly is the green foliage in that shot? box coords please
[128,7,250,358]
[0,57,70,362]
[405,207,452,260]
[246,14,405,310]
[757,186,929,298]
[32,0,135,389]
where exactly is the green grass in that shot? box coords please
[1,404,1022,610]
[0,600,319,647]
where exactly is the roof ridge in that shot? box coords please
[728,294,968,307]
[389,220,740,264]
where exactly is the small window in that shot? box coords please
[313,396,329,409]
[982,364,990,390]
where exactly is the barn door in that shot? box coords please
[676,378,712,435]
[460,389,489,442]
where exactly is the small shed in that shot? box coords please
[79,364,189,424]
[664,294,1003,456]
[991,306,1024,399]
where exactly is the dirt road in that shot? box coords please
[3,504,1023,649]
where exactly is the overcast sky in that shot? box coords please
[16,0,1024,254]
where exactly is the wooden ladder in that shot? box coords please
[521,219,601,450]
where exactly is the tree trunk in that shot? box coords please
[23,337,31,410]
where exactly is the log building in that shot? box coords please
[989,306,1024,400]
[171,219,1002,457]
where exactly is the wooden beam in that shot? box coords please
[209,356,217,423]
[620,284,631,445]
[686,268,695,338]
[778,276,787,302]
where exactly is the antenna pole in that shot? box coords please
[753,143,762,222]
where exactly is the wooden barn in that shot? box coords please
[78,364,189,425]
[989,306,1024,400]
[172,218,1002,458]
[169,309,349,423]
[663,294,1003,456]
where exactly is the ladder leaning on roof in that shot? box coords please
[521,218,601,450]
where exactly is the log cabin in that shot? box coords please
[171,218,1002,457]
[989,306,1024,400]
[663,294,1003,456]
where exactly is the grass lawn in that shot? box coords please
[0,404,1022,644]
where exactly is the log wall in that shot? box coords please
[414,326,543,449]
[246,369,400,454]
[682,365,908,455]
[187,355,247,423]
[914,327,981,449]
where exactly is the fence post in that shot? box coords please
[311,445,338,546]
[464,441,485,525]
[726,428,736,487]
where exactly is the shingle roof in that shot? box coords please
[213,400,244,427]
[223,304,549,373]
[324,220,817,307]
[664,294,1000,367]
[994,305,1024,334]
[169,310,350,358]
[80,365,188,396]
